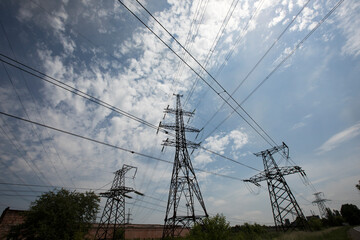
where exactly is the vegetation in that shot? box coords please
[7,189,100,240]
[341,204,360,225]
[322,208,344,227]
[274,226,351,240]
[179,213,352,240]
[185,214,231,240]
[356,180,360,191]
[183,215,276,240]
[307,216,323,230]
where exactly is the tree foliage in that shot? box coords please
[186,214,231,240]
[8,189,100,240]
[307,216,323,231]
[323,208,344,227]
[231,223,271,240]
[340,204,360,225]
[356,180,360,191]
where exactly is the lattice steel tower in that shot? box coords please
[159,94,208,238]
[312,192,329,218]
[244,142,309,232]
[95,164,143,240]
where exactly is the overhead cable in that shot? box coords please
[0,111,245,182]
[118,0,276,148]
[0,54,259,172]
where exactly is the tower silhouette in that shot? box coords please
[244,142,309,231]
[159,94,208,238]
[95,164,143,240]
[312,192,329,218]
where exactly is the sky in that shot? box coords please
[0,0,359,226]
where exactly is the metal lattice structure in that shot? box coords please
[95,164,143,240]
[244,142,309,232]
[312,192,329,218]
[160,94,208,238]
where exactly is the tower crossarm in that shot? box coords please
[254,142,289,158]
[100,187,137,198]
[162,138,200,149]
[164,108,195,117]
[160,123,200,132]
[244,166,306,186]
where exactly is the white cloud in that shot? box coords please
[208,196,227,207]
[268,8,287,27]
[336,0,360,57]
[204,129,248,154]
[317,122,360,154]
[290,5,318,32]
[291,114,312,130]
[291,122,305,130]
[229,130,248,150]
[194,152,214,166]
[204,133,230,154]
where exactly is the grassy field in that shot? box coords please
[174,226,352,240]
[273,226,351,240]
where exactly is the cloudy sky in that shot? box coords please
[0,0,359,226]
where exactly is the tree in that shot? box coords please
[340,204,360,225]
[323,208,343,227]
[8,189,100,240]
[307,216,323,231]
[356,180,360,191]
[186,214,231,240]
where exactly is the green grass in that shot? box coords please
[273,226,351,240]
[173,226,352,240]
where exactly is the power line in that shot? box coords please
[187,0,265,109]
[200,146,260,172]
[0,20,67,187]
[241,0,344,106]
[118,0,277,148]
[0,110,245,182]
[0,54,260,173]
[2,63,66,186]
[199,0,312,136]
[200,0,344,151]
[0,182,107,191]
[180,0,240,106]
[0,54,168,134]
[0,121,51,186]
[167,0,209,97]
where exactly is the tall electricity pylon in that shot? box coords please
[159,94,208,238]
[95,164,143,240]
[312,192,329,218]
[244,142,309,232]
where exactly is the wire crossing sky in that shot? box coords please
[0,0,359,225]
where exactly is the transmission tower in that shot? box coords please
[244,142,309,232]
[312,192,329,218]
[159,94,208,238]
[95,164,143,240]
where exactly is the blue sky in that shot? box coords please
[0,0,359,225]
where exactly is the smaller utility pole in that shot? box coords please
[244,142,309,232]
[95,164,143,240]
[312,192,329,218]
[126,208,133,224]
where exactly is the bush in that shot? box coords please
[308,217,323,231]
[231,223,271,240]
[186,214,231,240]
[7,189,99,240]
[322,208,344,227]
[340,204,360,225]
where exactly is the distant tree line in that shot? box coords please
[6,180,360,239]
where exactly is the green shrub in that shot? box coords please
[186,214,231,240]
